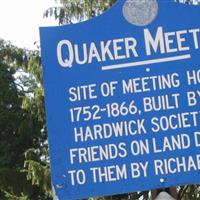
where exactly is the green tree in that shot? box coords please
[44,0,116,24]
[0,39,51,200]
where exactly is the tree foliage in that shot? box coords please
[44,0,116,24]
[0,39,51,200]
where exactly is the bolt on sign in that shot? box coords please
[40,0,200,199]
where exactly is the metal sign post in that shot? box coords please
[151,187,177,200]
[153,192,176,200]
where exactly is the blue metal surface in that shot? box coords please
[40,1,200,199]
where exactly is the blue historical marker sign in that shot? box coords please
[40,0,200,199]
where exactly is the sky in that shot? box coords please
[0,0,58,50]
